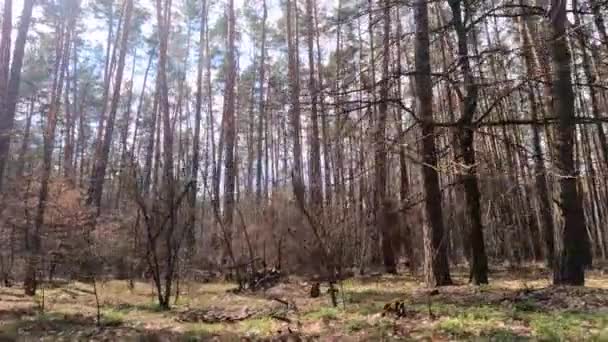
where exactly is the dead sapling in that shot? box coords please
[427,289,439,319]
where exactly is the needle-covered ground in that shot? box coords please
[0,266,607,341]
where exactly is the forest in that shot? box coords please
[0,0,607,339]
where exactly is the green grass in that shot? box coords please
[433,301,608,341]
[437,305,514,338]
[109,300,166,313]
[238,317,274,336]
[1,272,607,340]
[102,309,125,326]
[345,318,372,333]
[183,322,230,340]
[303,306,340,321]
[527,311,608,341]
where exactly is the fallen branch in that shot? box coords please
[270,314,292,323]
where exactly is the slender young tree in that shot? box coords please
[222,0,238,250]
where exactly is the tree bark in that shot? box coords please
[415,0,452,286]
[25,6,74,295]
[305,0,323,207]
[87,0,134,211]
[0,0,35,191]
[377,0,396,274]
[255,0,267,203]
[286,0,305,204]
[447,0,488,284]
[222,0,238,255]
[549,0,589,285]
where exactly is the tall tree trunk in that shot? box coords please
[447,0,488,284]
[25,8,74,295]
[256,0,267,203]
[549,0,589,285]
[154,0,176,309]
[16,97,34,178]
[222,0,238,255]
[0,0,11,184]
[415,0,452,286]
[87,0,134,211]
[286,0,305,204]
[377,0,396,274]
[63,48,75,182]
[143,76,160,194]
[305,0,322,207]
[0,0,35,191]
[313,0,331,208]
[189,0,207,251]
[518,3,555,266]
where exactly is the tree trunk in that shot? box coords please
[0,0,35,191]
[447,0,488,284]
[549,0,589,285]
[286,0,305,204]
[255,0,267,203]
[25,8,74,295]
[377,0,396,274]
[16,97,34,178]
[414,0,452,286]
[305,0,323,208]
[87,0,134,210]
[222,0,238,254]
[518,6,555,266]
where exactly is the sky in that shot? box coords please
[3,0,290,92]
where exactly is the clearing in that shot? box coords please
[0,266,607,341]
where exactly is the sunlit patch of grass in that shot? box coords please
[437,305,510,338]
[345,318,372,333]
[513,298,540,312]
[110,300,166,313]
[102,309,125,326]
[527,311,608,340]
[303,306,340,321]
[486,328,530,341]
[184,321,228,335]
[350,300,383,316]
[364,319,395,340]
[238,317,276,336]
[586,274,608,290]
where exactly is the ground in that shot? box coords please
[0,266,607,341]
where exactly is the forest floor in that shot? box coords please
[0,265,607,341]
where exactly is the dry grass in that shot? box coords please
[0,267,607,340]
